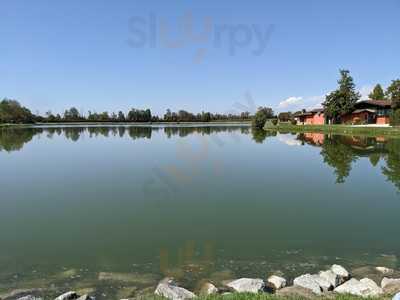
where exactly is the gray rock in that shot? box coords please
[334,278,382,297]
[331,264,350,283]
[1,289,43,300]
[17,297,43,300]
[199,282,218,296]
[319,270,341,288]
[77,295,95,300]
[54,292,79,300]
[393,292,400,300]
[155,279,196,300]
[226,278,265,293]
[376,267,394,274]
[293,274,322,295]
[267,275,286,290]
[276,286,316,299]
[382,277,400,288]
[360,278,383,296]
[382,277,400,294]
[311,274,333,291]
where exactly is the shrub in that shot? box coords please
[390,109,400,126]
[353,117,362,125]
[272,119,278,126]
[290,119,297,125]
[252,107,275,129]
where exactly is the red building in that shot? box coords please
[295,108,325,125]
[341,100,392,125]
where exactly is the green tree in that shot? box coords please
[252,107,274,129]
[117,111,125,122]
[63,107,81,121]
[386,79,400,125]
[386,79,400,108]
[369,84,386,100]
[0,99,35,124]
[323,70,361,123]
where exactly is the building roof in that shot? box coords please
[295,108,324,117]
[310,108,324,113]
[355,100,392,108]
[352,108,376,114]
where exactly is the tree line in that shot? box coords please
[0,100,259,124]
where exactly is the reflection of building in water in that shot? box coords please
[303,133,325,145]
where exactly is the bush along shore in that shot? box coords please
[264,123,400,137]
[4,264,400,300]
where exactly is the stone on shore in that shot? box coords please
[360,278,383,296]
[376,267,394,274]
[1,289,43,300]
[331,264,350,283]
[17,297,43,300]
[334,278,382,297]
[311,274,333,291]
[76,295,95,300]
[276,286,316,299]
[155,278,196,300]
[382,277,400,288]
[226,278,265,293]
[382,277,400,294]
[199,282,218,296]
[293,274,322,295]
[54,291,79,300]
[267,275,286,290]
[319,270,340,288]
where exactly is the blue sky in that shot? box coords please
[1,0,399,116]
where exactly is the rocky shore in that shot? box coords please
[2,264,400,300]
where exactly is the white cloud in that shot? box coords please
[276,84,375,112]
[278,134,302,146]
[277,94,326,112]
[278,96,303,109]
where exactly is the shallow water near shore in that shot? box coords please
[1,125,399,299]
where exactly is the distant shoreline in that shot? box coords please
[0,121,252,128]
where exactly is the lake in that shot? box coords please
[0,125,399,298]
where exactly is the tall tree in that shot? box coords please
[117,111,125,122]
[252,106,274,129]
[386,79,400,109]
[386,79,400,126]
[368,84,386,100]
[323,70,361,123]
[0,99,35,124]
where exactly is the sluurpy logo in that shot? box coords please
[127,12,275,63]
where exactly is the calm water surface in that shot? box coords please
[0,125,399,297]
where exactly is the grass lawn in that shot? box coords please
[264,123,400,137]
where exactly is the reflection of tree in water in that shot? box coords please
[251,128,277,143]
[0,126,251,151]
[128,126,152,140]
[163,126,248,139]
[296,133,400,190]
[0,127,43,152]
[64,127,86,142]
[319,135,358,183]
[382,139,400,191]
